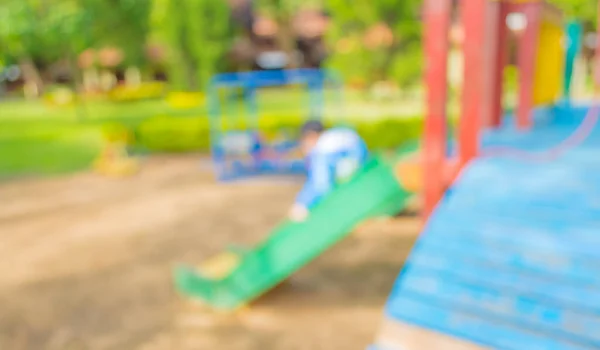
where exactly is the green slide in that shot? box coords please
[173,155,413,311]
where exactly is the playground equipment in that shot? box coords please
[93,128,139,177]
[422,0,575,217]
[563,21,583,100]
[372,105,600,350]
[174,148,417,310]
[207,69,342,181]
[172,0,600,342]
[93,142,138,177]
[369,0,600,349]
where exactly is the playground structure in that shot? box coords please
[369,0,600,349]
[173,0,594,318]
[422,0,577,218]
[174,147,416,311]
[207,69,342,181]
[172,1,600,348]
[563,21,583,99]
[93,129,139,177]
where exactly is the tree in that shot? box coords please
[0,0,154,91]
[81,0,152,67]
[0,0,93,95]
[156,0,234,90]
[548,0,597,27]
[325,0,422,88]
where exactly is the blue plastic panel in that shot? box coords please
[382,105,600,349]
[210,69,333,88]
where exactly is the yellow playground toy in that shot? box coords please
[93,127,139,177]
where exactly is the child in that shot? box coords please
[288,120,369,222]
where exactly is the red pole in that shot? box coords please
[459,0,487,168]
[516,2,542,130]
[486,1,509,128]
[595,0,600,88]
[422,0,451,219]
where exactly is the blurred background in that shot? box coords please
[1,0,599,349]
[1,0,599,177]
[0,0,599,178]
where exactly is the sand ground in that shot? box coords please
[0,155,420,350]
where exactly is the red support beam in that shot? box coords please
[516,2,542,130]
[485,1,509,128]
[595,0,600,88]
[459,0,487,168]
[422,0,451,219]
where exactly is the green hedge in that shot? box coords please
[135,116,211,152]
[129,114,424,153]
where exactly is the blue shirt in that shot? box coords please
[295,128,368,208]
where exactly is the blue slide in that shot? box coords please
[371,105,600,349]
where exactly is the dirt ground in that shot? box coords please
[0,155,421,350]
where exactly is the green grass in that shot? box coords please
[0,99,186,179]
[0,98,199,123]
[0,125,102,179]
[0,88,425,179]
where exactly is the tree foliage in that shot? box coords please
[0,0,150,66]
[0,0,90,62]
[325,0,422,88]
[82,0,152,66]
[156,0,234,90]
[548,0,597,27]
[0,0,597,92]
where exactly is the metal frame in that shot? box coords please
[207,69,343,181]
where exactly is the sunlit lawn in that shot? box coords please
[0,98,196,179]
[0,88,425,179]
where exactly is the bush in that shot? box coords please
[108,82,166,102]
[43,86,75,107]
[101,123,134,143]
[136,115,211,152]
[354,118,423,150]
[166,92,206,109]
[131,114,424,153]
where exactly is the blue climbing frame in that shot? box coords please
[207,69,343,181]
